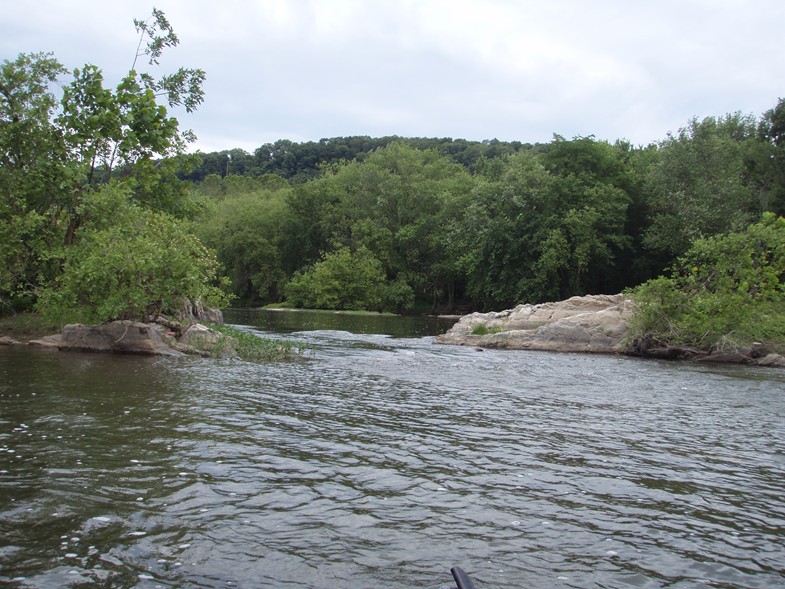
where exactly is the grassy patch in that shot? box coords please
[208,323,307,362]
[471,323,502,336]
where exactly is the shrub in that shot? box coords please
[628,213,785,351]
[37,185,230,324]
[471,323,501,336]
[284,246,413,312]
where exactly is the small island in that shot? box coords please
[436,293,785,368]
[438,213,785,368]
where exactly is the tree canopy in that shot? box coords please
[1,9,223,321]
[3,13,785,328]
[188,108,785,316]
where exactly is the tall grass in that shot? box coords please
[208,323,307,362]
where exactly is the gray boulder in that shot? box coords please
[60,321,182,356]
[436,294,635,354]
[176,323,237,357]
[758,353,785,368]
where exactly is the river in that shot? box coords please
[1,309,784,588]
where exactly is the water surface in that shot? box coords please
[1,310,784,588]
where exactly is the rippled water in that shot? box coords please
[1,311,785,588]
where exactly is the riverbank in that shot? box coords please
[0,313,304,361]
[0,313,60,344]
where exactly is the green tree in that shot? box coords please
[284,246,398,311]
[643,114,760,259]
[459,150,554,308]
[1,9,213,315]
[195,188,292,304]
[535,137,632,298]
[324,143,473,308]
[750,98,785,215]
[461,139,632,309]
[56,8,205,240]
[0,53,69,308]
[36,184,229,324]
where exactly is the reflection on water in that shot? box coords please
[1,312,784,588]
[223,307,458,338]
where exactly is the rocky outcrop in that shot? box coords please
[436,294,785,368]
[56,320,236,357]
[178,298,224,325]
[60,321,182,356]
[28,334,62,349]
[436,294,635,353]
[175,323,238,357]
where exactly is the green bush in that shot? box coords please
[284,246,413,312]
[37,185,230,324]
[628,213,785,351]
[471,323,501,336]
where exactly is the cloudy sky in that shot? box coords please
[3,0,784,153]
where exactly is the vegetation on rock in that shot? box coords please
[207,323,307,362]
[628,213,785,354]
[1,9,216,322]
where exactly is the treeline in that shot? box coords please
[182,136,530,183]
[3,13,784,323]
[190,101,785,313]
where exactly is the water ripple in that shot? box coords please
[2,334,784,588]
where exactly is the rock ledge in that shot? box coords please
[436,294,785,368]
[436,294,634,353]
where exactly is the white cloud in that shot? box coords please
[2,0,784,151]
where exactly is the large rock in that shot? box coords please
[175,323,237,357]
[435,294,635,354]
[60,321,182,356]
[57,320,238,358]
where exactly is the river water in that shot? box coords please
[1,309,784,589]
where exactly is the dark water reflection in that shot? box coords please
[224,308,457,338]
[1,311,785,588]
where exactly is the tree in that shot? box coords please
[284,247,397,311]
[195,188,292,304]
[0,53,68,308]
[459,150,554,309]
[643,114,760,259]
[460,140,632,309]
[1,10,215,316]
[535,137,632,298]
[325,143,474,307]
[56,8,205,238]
[750,98,785,215]
[36,184,229,324]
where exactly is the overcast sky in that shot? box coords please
[3,0,784,153]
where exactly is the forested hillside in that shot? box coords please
[181,137,529,183]
[189,104,785,312]
[2,9,784,323]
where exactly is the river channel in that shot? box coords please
[1,309,784,588]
